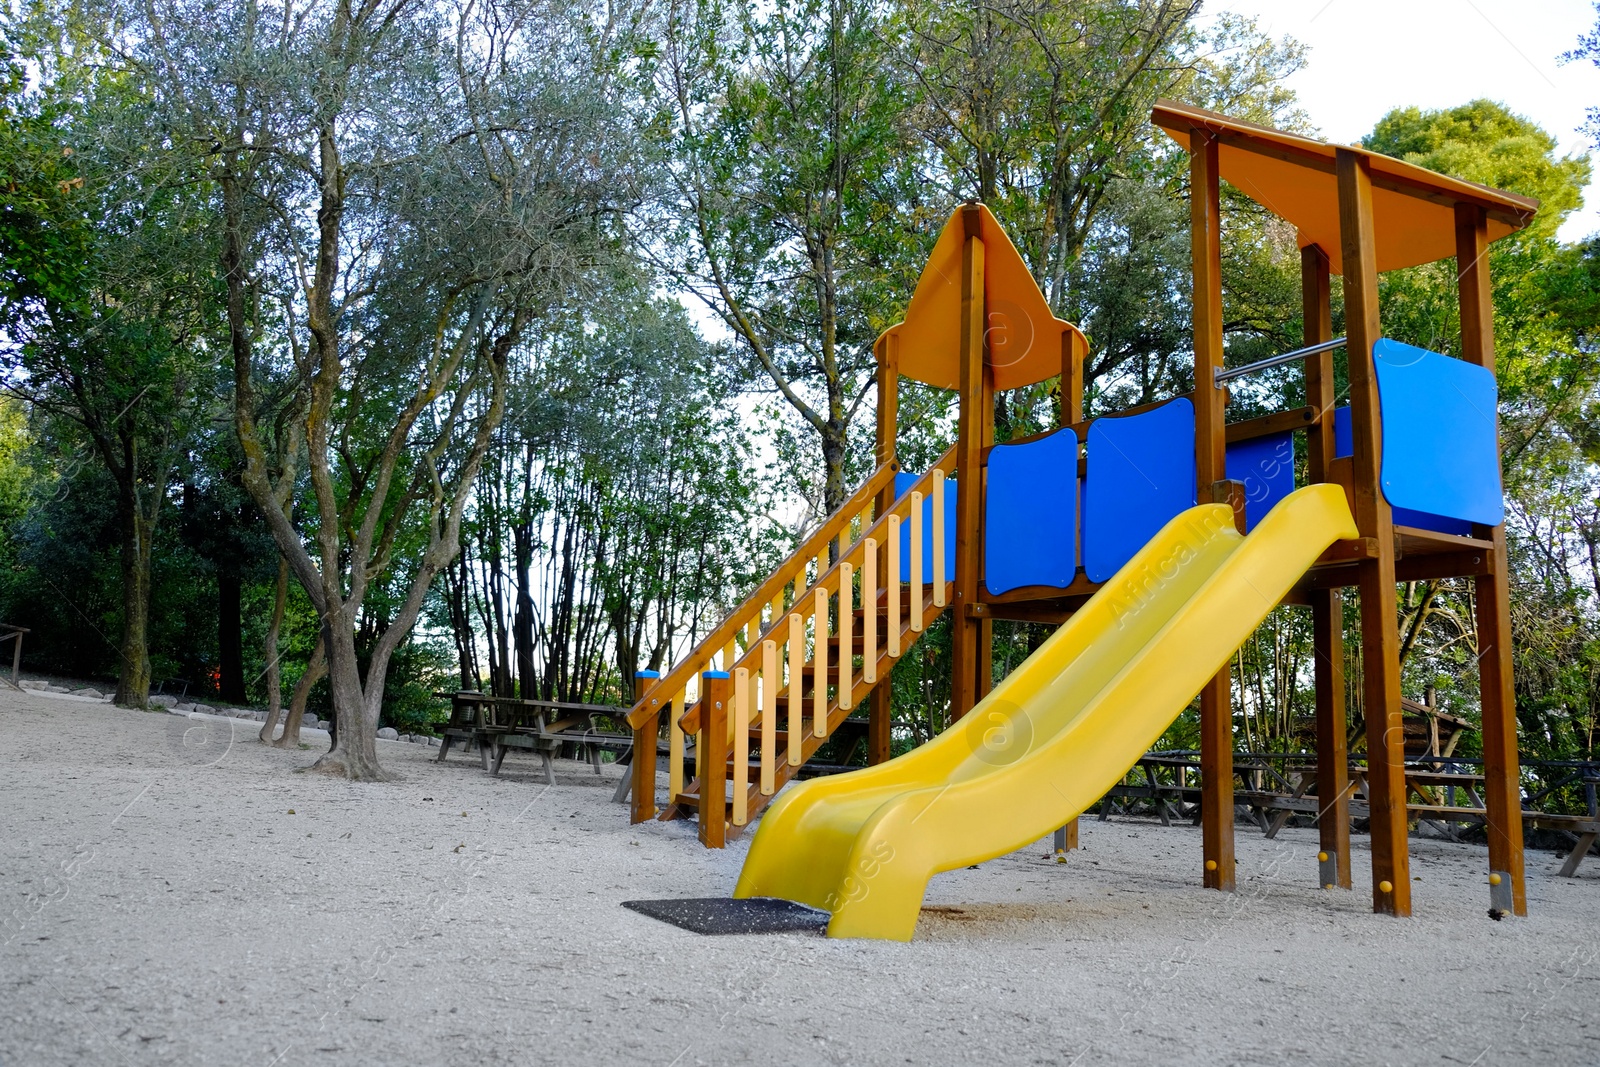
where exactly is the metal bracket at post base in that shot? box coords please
[1489,870,1514,918]
[1318,850,1339,890]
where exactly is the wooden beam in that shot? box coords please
[1060,328,1083,427]
[1191,130,1235,893]
[1225,406,1317,444]
[1300,242,1351,888]
[872,332,899,757]
[950,204,986,721]
[1457,200,1526,916]
[868,678,892,765]
[1302,244,1336,483]
[967,600,1079,625]
[875,332,899,470]
[1338,147,1410,916]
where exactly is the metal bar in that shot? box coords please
[1214,336,1346,385]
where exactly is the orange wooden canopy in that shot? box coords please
[879,204,1088,392]
[1152,100,1539,275]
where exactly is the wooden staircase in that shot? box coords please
[658,582,950,839]
[625,448,957,847]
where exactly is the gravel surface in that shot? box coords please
[3,685,1599,1066]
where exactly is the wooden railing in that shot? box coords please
[628,446,956,830]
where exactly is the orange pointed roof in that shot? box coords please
[879,204,1088,392]
[1151,100,1538,275]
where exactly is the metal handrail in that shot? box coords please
[1214,336,1346,385]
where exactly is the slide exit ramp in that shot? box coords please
[733,484,1357,940]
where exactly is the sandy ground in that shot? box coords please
[3,686,1599,1067]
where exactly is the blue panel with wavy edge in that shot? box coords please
[1083,398,1197,583]
[984,428,1079,593]
[1373,338,1503,527]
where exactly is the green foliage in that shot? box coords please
[1364,100,1590,239]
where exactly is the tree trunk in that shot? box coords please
[258,557,290,743]
[113,478,154,709]
[512,518,534,697]
[217,568,246,703]
[307,619,388,778]
[270,631,326,750]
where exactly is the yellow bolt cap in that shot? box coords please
[1317,851,1329,862]
[1205,859,1218,871]
[1489,873,1502,886]
[1378,880,1393,894]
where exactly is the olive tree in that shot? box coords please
[115,0,647,777]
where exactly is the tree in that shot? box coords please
[646,0,926,516]
[115,0,647,777]
[0,18,217,707]
[445,294,776,703]
[1566,4,1600,151]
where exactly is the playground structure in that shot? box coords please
[624,101,1540,933]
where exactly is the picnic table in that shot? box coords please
[432,691,692,801]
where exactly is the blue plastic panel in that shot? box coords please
[894,472,958,583]
[984,428,1079,593]
[1335,406,1472,534]
[1374,339,1503,527]
[1083,398,1197,583]
[1331,350,1491,537]
[1334,405,1352,459]
[1225,431,1295,532]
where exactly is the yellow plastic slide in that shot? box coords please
[733,484,1358,940]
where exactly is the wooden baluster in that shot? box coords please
[813,587,829,739]
[722,639,736,673]
[761,640,777,795]
[733,667,750,826]
[787,613,803,765]
[887,515,902,655]
[695,665,711,781]
[932,470,947,607]
[862,538,878,684]
[769,593,783,634]
[668,691,686,802]
[910,491,925,631]
[839,561,855,711]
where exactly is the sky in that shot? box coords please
[1211,0,1600,242]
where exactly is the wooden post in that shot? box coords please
[1302,242,1352,888]
[629,670,661,823]
[1059,328,1083,427]
[1457,201,1526,915]
[1191,130,1235,892]
[951,203,987,722]
[870,334,898,764]
[698,671,730,849]
[1337,148,1410,916]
